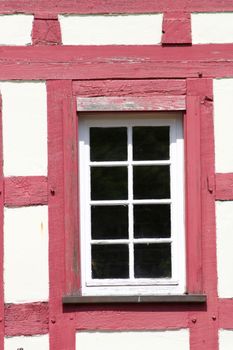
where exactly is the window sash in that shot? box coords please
[79,113,185,295]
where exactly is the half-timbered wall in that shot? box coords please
[0,2,233,349]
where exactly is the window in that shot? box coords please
[79,112,185,296]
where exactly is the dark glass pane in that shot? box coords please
[133,126,169,160]
[92,244,129,279]
[134,243,171,278]
[134,204,170,238]
[91,205,128,239]
[90,127,127,161]
[91,167,128,200]
[133,166,170,199]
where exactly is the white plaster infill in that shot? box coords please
[192,13,233,44]
[4,206,49,303]
[216,201,233,298]
[5,335,49,350]
[59,14,163,45]
[219,330,233,350]
[213,79,233,173]
[1,81,47,176]
[0,14,33,45]
[75,330,190,350]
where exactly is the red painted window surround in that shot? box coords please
[0,77,218,350]
[49,78,216,350]
[50,78,213,299]
[0,77,217,349]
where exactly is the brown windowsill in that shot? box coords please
[63,294,206,304]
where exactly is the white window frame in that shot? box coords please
[79,112,185,296]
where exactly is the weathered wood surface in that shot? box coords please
[0,0,233,14]
[162,12,191,45]
[4,176,48,207]
[73,79,186,97]
[47,80,76,350]
[5,303,49,336]
[215,173,233,200]
[32,19,61,45]
[77,96,185,111]
[0,45,232,79]
[0,94,3,350]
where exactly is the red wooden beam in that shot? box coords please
[73,79,186,97]
[77,96,185,111]
[5,302,49,336]
[47,80,76,350]
[0,94,4,350]
[4,176,48,207]
[32,18,61,46]
[63,87,80,295]
[0,0,233,14]
[0,45,232,79]
[162,12,191,45]
[215,173,233,200]
[185,81,202,294]
[188,78,218,350]
[218,299,233,329]
[71,305,191,330]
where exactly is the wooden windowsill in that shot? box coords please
[63,294,206,304]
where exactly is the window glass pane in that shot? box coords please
[133,126,169,160]
[133,166,170,199]
[90,127,127,161]
[91,167,128,200]
[92,244,129,279]
[91,205,128,239]
[134,204,171,238]
[134,243,171,278]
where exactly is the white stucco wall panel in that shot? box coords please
[4,206,49,303]
[216,201,233,298]
[219,330,233,350]
[75,330,190,350]
[0,15,33,45]
[5,335,49,350]
[192,13,233,44]
[1,81,47,176]
[59,14,163,45]
[214,79,233,173]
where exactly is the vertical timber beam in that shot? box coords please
[47,80,75,350]
[187,78,218,350]
[0,94,4,349]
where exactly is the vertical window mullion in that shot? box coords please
[170,120,176,281]
[85,126,92,283]
[128,126,134,280]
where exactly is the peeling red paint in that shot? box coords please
[77,96,185,111]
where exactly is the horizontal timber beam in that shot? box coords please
[0,0,233,14]
[4,176,48,207]
[0,45,231,79]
